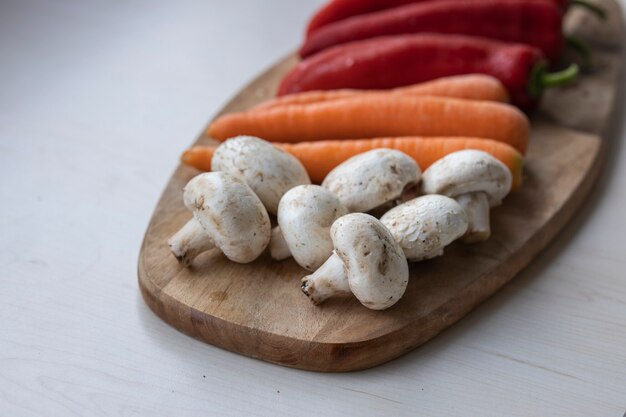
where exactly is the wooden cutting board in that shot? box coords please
[138,0,624,372]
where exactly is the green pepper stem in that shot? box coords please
[570,0,607,20]
[528,62,579,98]
[565,35,591,68]
[542,64,580,87]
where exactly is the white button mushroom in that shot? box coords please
[421,149,512,243]
[211,135,311,215]
[271,149,420,264]
[271,185,349,271]
[322,149,421,212]
[301,213,409,310]
[168,172,271,267]
[380,195,468,261]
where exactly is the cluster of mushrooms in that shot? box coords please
[168,136,512,310]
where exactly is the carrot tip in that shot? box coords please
[181,149,193,164]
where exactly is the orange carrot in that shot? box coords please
[252,74,510,111]
[208,95,530,154]
[181,137,524,190]
[182,146,214,172]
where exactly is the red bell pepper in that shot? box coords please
[300,0,564,62]
[279,34,578,110]
[306,0,605,37]
[306,0,418,37]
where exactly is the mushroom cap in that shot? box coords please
[421,149,512,206]
[183,172,271,263]
[331,213,409,310]
[278,185,349,271]
[322,149,421,212]
[380,195,468,261]
[211,135,311,214]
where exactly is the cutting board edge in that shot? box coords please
[137,0,625,370]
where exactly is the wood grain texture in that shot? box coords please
[138,1,624,372]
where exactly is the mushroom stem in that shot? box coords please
[168,218,215,267]
[269,226,291,261]
[300,253,350,305]
[456,192,491,243]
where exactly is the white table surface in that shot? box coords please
[2,1,626,416]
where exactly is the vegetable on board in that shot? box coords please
[208,94,530,153]
[253,74,509,111]
[300,0,564,62]
[181,136,524,190]
[305,0,604,37]
[279,33,578,110]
